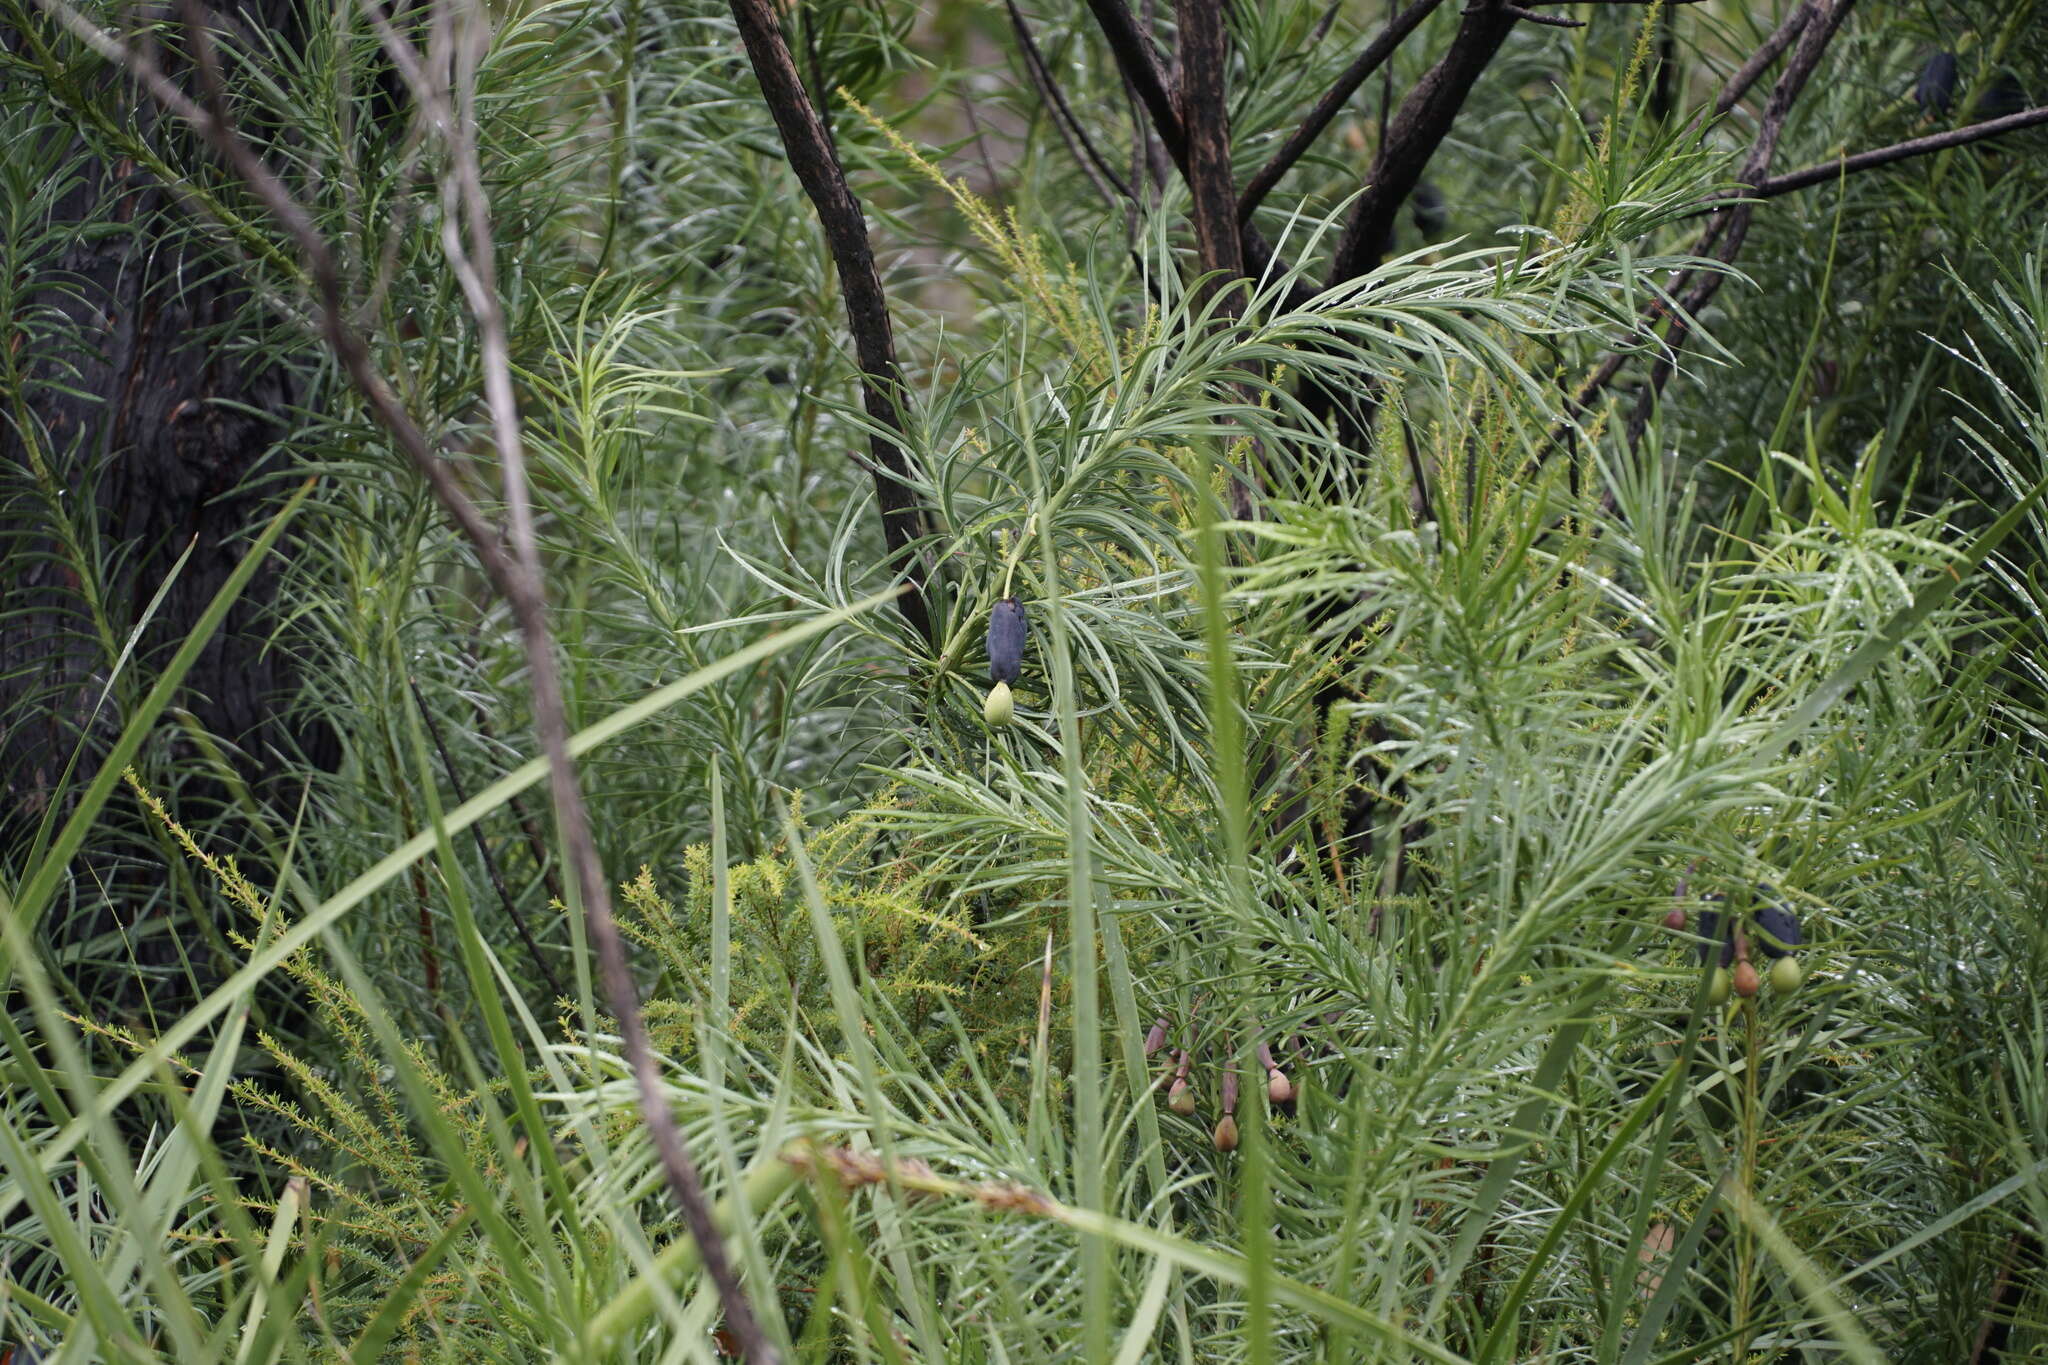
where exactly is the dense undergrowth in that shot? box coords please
[4,0,2048,1359]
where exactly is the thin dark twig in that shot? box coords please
[1711,0,1813,118]
[1308,0,1346,46]
[726,0,935,650]
[1236,0,1444,223]
[408,675,567,1001]
[1623,0,1858,445]
[1077,0,1317,307]
[1735,104,2048,200]
[1005,0,1132,204]
[49,2,777,1355]
[1084,0,1184,162]
[1549,0,1845,447]
[1488,5,1584,27]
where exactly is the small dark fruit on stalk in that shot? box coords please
[1696,907,1736,967]
[1732,961,1761,998]
[1753,902,1801,959]
[1212,1114,1239,1152]
[988,597,1029,685]
[1410,181,1448,238]
[1915,50,1958,115]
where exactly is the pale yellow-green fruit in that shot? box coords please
[1770,956,1804,993]
[983,680,1014,727]
[1167,1079,1196,1116]
[1707,968,1732,1006]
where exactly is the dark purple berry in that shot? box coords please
[1753,903,1801,960]
[988,597,1029,685]
[1915,51,1958,115]
[1695,906,1736,968]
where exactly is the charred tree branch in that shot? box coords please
[726,0,937,649]
[1176,0,1243,289]
[1326,0,1516,285]
[1236,0,1443,223]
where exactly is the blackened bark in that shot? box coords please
[726,0,938,648]
[2,193,333,826]
[1325,0,1517,285]
[1176,0,1242,292]
[1,22,336,925]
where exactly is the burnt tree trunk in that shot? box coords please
[1,25,337,964]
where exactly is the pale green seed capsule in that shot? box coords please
[1771,956,1804,993]
[983,680,1014,727]
[1707,968,1731,1006]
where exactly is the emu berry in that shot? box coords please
[1753,903,1801,959]
[1696,908,1736,967]
[1771,956,1804,993]
[988,597,1029,685]
[1915,51,1958,114]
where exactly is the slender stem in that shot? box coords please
[1737,104,2048,201]
[408,676,566,1001]
[1005,0,1133,205]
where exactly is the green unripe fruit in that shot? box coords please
[1707,968,1731,1005]
[983,680,1014,727]
[1167,1078,1196,1116]
[1770,956,1804,993]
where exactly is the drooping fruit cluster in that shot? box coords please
[1686,887,1807,1004]
[1145,1017,1295,1153]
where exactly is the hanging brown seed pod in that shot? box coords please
[1732,961,1761,998]
[1267,1069,1294,1105]
[1212,1114,1239,1152]
[1167,1049,1196,1115]
[1662,908,1688,932]
[1144,1017,1170,1056]
[1257,1040,1293,1105]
